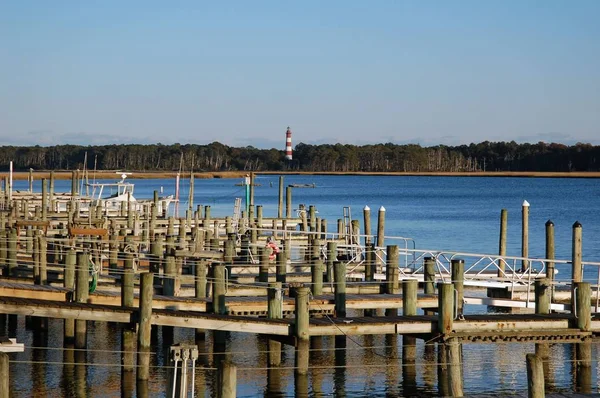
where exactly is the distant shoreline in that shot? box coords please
[1,170,600,180]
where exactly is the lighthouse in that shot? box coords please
[285,126,293,160]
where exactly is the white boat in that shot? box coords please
[85,173,175,215]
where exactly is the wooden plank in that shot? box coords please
[16,220,50,227]
[150,311,292,335]
[68,227,108,237]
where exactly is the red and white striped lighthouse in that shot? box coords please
[285,126,293,160]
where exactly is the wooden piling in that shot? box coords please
[64,249,76,344]
[364,243,374,283]
[574,282,591,332]
[276,251,286,283]
[521,200,530,272]
[572,221,582,288]
[217,361,237,398]
[385,245,400,295]
[256,205,263,229]
[447,338,463,397]
[41,178,47,220]
[534,279,551,315]
[451,259,464,316]
[326,241,337,283]
[438,282,453,335]
[294,286,310,341]
[363,205,371,245]
[403,279,418,316]
[311,256,323,296]
[545,220,555,283]
[7,228,17,276]
[0,352,9,398]
[213,264,227,315]
[278,176,284,219]
[75,252,89,349]
[526,353,544,398]
[376,206,386,249]
[286,186,292,219]
[424,257,436,295]
[268,282,283,366]
[334,261,346,318]
[498,208,507,275]
[259,247,269,283]
[137,272,153,381]
[122,239,134,308]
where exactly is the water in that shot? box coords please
[7,175,600,396]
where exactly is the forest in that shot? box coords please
[0,141,598,173]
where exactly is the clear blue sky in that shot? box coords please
[1,1,598,148]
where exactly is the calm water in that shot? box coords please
[7,175,600,396]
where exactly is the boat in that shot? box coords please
[85,173,176,215]
[53,173,175,216]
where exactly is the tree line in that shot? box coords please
[0,141,598,172]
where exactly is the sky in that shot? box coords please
[0,1,599,149]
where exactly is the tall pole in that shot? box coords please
[521,200,530,272]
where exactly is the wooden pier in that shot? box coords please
[0,174,599,396]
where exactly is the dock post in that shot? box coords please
[64,249,76,344]
[217,361,237,398]
[438,283,454,335]
[385,245,400,316]
[300,206,308,232]
[224,238,235,265]
[376,206,386,263]
[204,205,211,227]
[309,205,317,233]
[294,286,310,376]
[276,251,286,283]
[268,282,283,366]
[195,260,208,341]
[7,228,17,276]
[363,206,371,245]
[294,286,310,341]
[137,272,154,381]
[451,259,464,316]
[545,220,555,299]
[574,282,591,332]
[0,351,9,398]
[337,219,344,239]
[521,200,530,272]
[41,178,48,220]
[311,255,323,296]
[403,279,418,316]
[576,339,592,394]
[0,230,5,272]
[259,247,269,283]
[424,257,436,295]
[122,238,134,308]
[534,279,551,315]
[526,353,544,398]
[213,263,227,344]
[334,261,347,318]
[49,171,55,211]
[256,205,263,229]
[285,186,292,219]
[364,243,374,283]
[75,252,89,349]
[447,338,463,397]
[498,209,508,276]
[278,176,284,219]
[572,222,583,290]
[325,241,337,283]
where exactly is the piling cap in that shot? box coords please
[522,200,530,207]
[364,205,370,211]
[379,206,386,212]
[573,221,582,228]
[545,220,554,226]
